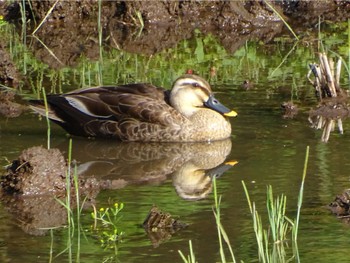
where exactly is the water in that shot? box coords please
[1,20,350,263]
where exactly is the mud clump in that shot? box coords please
[1,146,68,195]
[0,39,21,87]
[143,205,187,247]
[0,146,104,235]
[329,190,350,218]
[309,97,350,120]
[0,90,25,118]
[1,145,104,197]
[281,101,298,119]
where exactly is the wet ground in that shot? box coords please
[1,1,350,262]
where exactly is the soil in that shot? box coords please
[143,205,187,247]
[0,38,21,87]
[329,189,350,223]
[309,99,350,120]
[281,101,299,119]
[0,145,109,234]
[1,146,68,195]
[0,1,349,70]
[0,90,25,117]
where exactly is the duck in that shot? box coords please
[29,74,237,142]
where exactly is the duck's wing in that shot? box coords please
[30,84,188,139]
[62,84,186,126]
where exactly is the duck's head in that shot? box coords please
[170,74,238,118]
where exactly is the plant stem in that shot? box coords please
[294,146,309,241]
[41,88,51,149]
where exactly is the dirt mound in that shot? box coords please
[0,90,25,117]
[0,39,21,87]
[329,189,350,217]
[1,146,68,195]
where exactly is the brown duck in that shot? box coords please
[30,74,237,142]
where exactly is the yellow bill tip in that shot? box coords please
[225,160,238,166]
[224,110,238,117]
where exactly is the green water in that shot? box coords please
[1,20,350,263]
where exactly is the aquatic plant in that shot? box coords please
[178,240,197,263]
[91,202,125,248]
[179,146,309,263]
[179,177,236,263]
[0,15,6,26]
[55,139,75,228]
[242,181,292,262]
[212,177,236,263]
[242,146,309,262]
[41,88,51,149]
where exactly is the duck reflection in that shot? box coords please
[65,138,236,200]
[308,102,349,142]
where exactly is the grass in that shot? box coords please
[293,146,309,242]
[180,146,309,263]
[0,13,348,97]
[178,240,197,263]
[179,177,236,263]
[212,177,236,263]
[55,139,75,229]
[91,202,125,248]
[242,146,309,262]
[31,0,60,35]
[43,138,124,262]
[263,0,299,41]
[41,88,51,149]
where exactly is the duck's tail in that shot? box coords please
[29,100,64,123]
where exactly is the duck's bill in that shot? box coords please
[204,95,238,117]
[206,160,238,178]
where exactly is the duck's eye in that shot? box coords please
[192,82,200,88]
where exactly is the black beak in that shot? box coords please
[204,95,237,117]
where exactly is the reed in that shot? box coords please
[41,88,51,149]
[308,53,343,99]
[178,240,196,263]
[242,146,309,262]
[242,181,293,262]
[179,178,236,263]
[293,145,309,242]
[212,177,236,263]
[31,0,59,35]
[263,0,299,41]
[55,139,74,230]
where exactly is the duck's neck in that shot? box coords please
[170,90,199,118]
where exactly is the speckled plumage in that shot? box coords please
[30,75,237,142]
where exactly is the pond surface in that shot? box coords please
[1,18,350,263]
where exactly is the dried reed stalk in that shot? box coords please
[308,53,343,100]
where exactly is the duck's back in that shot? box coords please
[30,84,190,141]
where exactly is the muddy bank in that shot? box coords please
[0,38,21,87]
[1,1,349,69]
[0,90,24,117]
[0,146,104,234]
